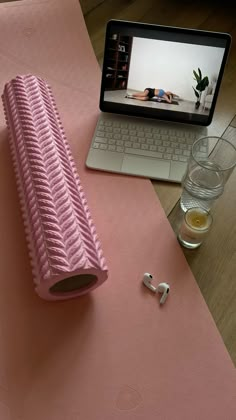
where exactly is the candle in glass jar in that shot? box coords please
[178,207,213,249]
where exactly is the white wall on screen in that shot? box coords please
[127,37,225,101]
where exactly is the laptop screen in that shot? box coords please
[100,20,231,126]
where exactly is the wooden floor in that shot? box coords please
[80,0,236,366]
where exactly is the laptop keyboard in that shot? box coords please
[92,117,199,163]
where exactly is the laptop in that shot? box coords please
[86,20,231,182]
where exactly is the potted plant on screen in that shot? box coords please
[192,68,209,109]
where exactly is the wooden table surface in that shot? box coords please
[80,0,236,366]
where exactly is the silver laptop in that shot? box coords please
[86,20,231,182]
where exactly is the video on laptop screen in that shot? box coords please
[100,21,231,126]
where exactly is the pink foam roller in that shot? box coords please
[2,75,108,300]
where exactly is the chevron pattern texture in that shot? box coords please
[2,75,108,300]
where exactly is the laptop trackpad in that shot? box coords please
[86,149,123,171]
[121,155,170,179]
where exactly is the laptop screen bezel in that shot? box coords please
[99,20,231,127]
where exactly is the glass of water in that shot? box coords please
[180,136,236,212]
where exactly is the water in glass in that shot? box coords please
[180,161,224,212]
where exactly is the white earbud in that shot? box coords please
[157,282,170,305]
[143,274,170,305]
[142,273,157,293]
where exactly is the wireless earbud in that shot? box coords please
[157,282,170,305]
[143,274,170,305]
[142,273,157,293]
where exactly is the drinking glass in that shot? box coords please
[180,136,236,212]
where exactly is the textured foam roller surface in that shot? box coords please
[2,74,108,300]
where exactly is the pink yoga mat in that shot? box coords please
[0,1,235,419]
